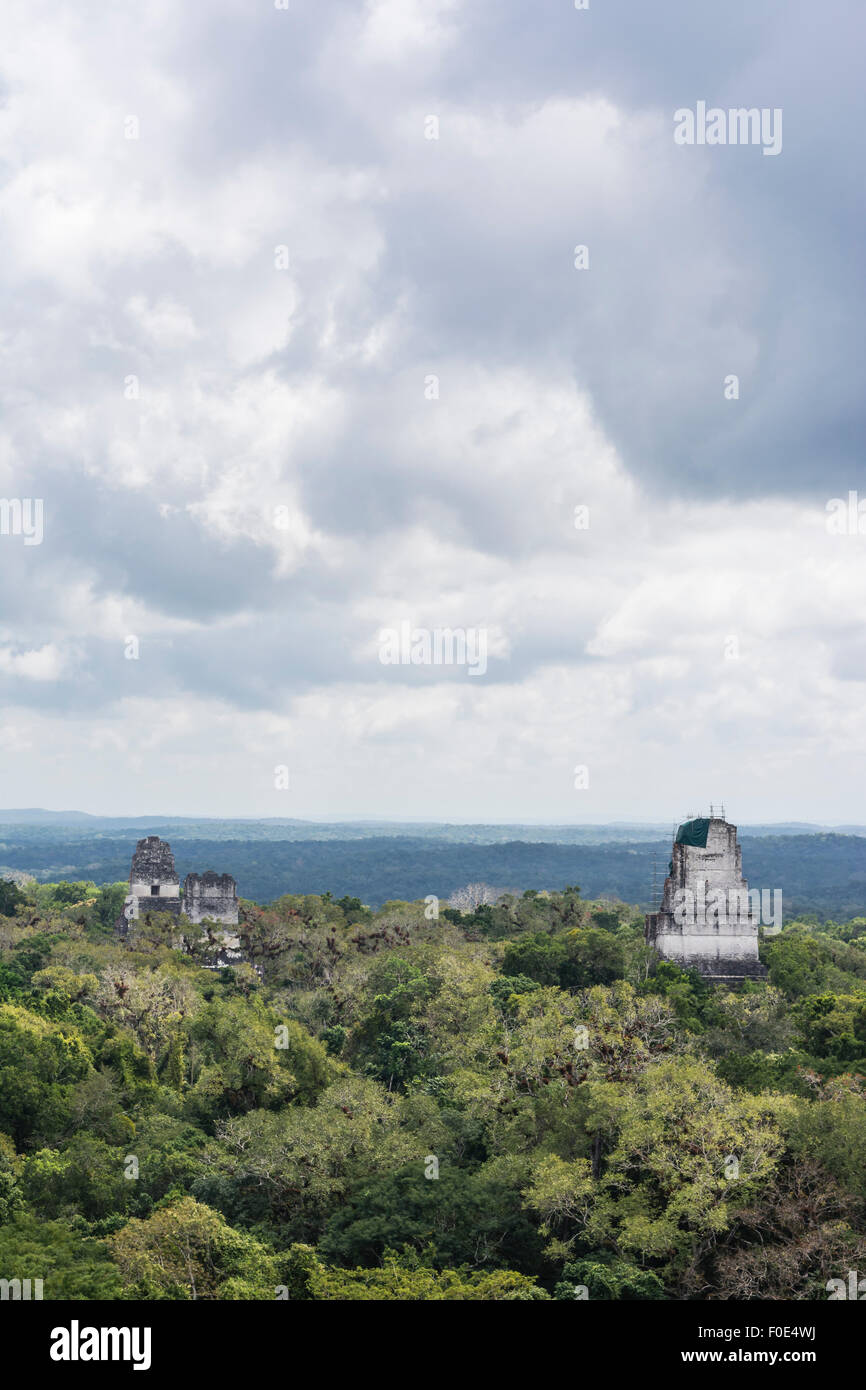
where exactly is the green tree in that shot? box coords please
[197,1077,419,1243]
[0,879,24,918]
[0,1132,23,1224]
[0,1214,122,1299]
[288,1244,548,1300]
[501,933,564,986]
[346,955,438,1087]
[794,991,866,1063]
[0,1003,93,1145]
[527,1055,792,1283]
[554,1254,665,1300]
[765,934,829,997]
[185,999,330,1122]
[109,1196,280,1299]
[22,1135,134,1222]
[319,1159,544,1273]
[559,928,624,989]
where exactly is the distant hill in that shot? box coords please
[0,812,864,843]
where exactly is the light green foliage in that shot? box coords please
[788,1074,866,1191]
[201,1075,419,1242]
[0,1003,94,1144]
[290,1244,549,1300]
[526,1053,793,1280]
[108,1196,280,1299]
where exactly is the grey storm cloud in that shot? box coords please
[1,0,865,818]
[133,0,866,503]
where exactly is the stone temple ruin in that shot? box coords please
[117,836,243,967]
[645,814,767,983]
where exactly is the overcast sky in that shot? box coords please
[1,0,865,823]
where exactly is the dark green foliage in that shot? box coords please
[318,1164,546,1273]
[335,896,372,925]
[320,1024,347,1056]
[0,878,24,917]
[0,963,25,1003]
[488,974,542,1015]
[501,928,624,990]
[44,881,93,906]
[554,1255,666,1300]
[0,1215,123,1299]
[6,933,67,986]
[794,992,866,1063]
[346,955,437,1087]
[501,932,564,985]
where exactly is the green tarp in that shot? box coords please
[675,817,711,848]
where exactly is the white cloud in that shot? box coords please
[0,644,64,681]
[358,0,461,64]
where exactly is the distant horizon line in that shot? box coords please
[0,808,863,830]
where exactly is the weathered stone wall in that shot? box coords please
[646,818,766,982]
[128,835,180,902]
[182,871,239,926]
[117,837,238,935]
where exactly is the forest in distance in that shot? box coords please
[1,872,865,1301]
[3,821,866,918]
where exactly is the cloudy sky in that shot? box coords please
[1,0,865,823]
